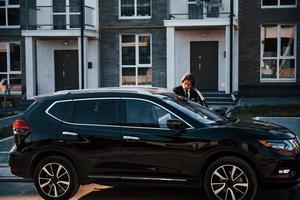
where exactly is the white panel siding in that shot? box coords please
[36,40,78,95]
[25,37,36,99]
[87,39,100,88]
[174,29,227,92]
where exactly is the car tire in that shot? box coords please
[204,156,258,200]
[33,156,80,200]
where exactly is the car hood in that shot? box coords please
[227,119,295,140]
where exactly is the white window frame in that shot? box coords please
[119,34,152,87]
[0,42,22,94]
[52,0,81,30]
[260,24,297,82]
[118,0,152,20]
[0,0,20,28]
[261,0,297,9]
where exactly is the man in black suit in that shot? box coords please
[173,74,207,107]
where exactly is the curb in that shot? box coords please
[0,177,30,182]
[254,117,300,120]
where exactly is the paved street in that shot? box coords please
[1,182,300,200]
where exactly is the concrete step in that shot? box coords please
[202,91,228,97]
[201,91,238,106]
[205,96,234,102]
[207,101,237,106]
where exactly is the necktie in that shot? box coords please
[185,91,189,99]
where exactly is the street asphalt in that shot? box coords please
[1,182,300,200]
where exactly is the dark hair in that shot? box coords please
[181,74,195,86]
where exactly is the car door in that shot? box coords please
[120,98,199,181]
[52,98,123,178]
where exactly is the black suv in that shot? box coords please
[9,88,300,200]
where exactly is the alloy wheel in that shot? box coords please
[210,164,249,200]
[38,162,71,198]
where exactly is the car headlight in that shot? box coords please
[259,139,298,151]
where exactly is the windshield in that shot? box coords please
[163,97,229,125]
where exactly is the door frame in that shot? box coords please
[54,49,79,91]
[190,41,219,91]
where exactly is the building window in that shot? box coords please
[0,0,20,28]
[0,42,22,94]
[53,0,81,29]
[121,34,152,86]
[261,0,297,8]
[119,0,151,19]
[261,25,296,81]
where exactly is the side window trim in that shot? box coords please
[45,98,121,128]
[45,97,194,130]
[121,97,194,130]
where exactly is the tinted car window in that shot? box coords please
[164,98,229,125]
[73,99,117,125]
[125,100,158,128]
[154,105,182,129]
[48,101,74,122]
[124,99,184,128]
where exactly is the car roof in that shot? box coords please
[34,87,176,101]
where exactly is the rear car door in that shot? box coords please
[48,98,122,178]
[120,98,198,181]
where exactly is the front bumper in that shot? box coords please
[259,148,300,186]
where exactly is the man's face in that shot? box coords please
[182,79,192,91]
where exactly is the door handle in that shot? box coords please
[199,63,202,70]
[123,136,140,141]
[62,131,78,136]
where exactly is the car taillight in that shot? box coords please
[13,119,31,135]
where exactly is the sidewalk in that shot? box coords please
[0,115,19,129]
[0,166,27,182]
[255,117,300,137]
[237,97,300,106]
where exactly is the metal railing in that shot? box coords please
[26,5,95,31]
[168,0,231,20]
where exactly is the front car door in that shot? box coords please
[120,98,199,181]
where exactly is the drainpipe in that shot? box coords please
[229,0,234,95]
[80,0,85,89]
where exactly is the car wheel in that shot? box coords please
[204,156,258,200]
[33,156,80,200]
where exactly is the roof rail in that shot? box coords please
[53,90,71,95]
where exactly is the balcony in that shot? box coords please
[26,5,95,31]
[165,0,237,28]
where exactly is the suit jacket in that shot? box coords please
[173,86,207,107]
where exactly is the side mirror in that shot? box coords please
[166,119,187,131]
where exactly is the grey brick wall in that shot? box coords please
[99,0,167,87]
[100,28,167,87]
[100,0,168,27]
[239,0,300,96]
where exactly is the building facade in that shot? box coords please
[239,0,300,96]
[0,0,24,95]
[22,0,100,99]
[0,0,299,100]
[99,0,167,88]
[164,0,239,94]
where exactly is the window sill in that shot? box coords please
[261,5,297,9]
[120,85,152,87]
[0,26,20,29]
[260,79,297,83]
[119,16,152,20]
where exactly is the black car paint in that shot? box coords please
[9,88,300,188]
